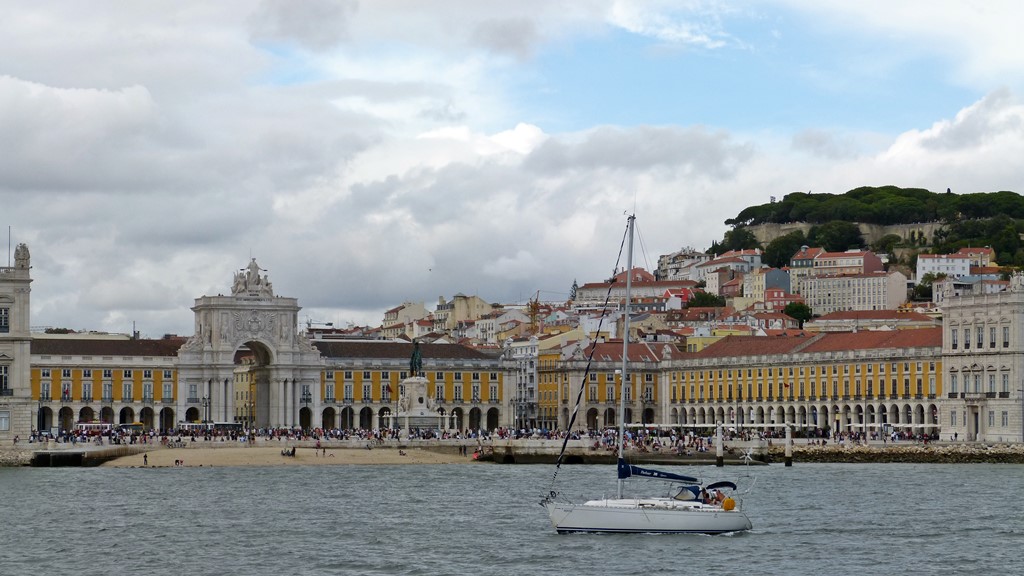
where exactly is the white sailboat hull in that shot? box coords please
[544,498,752,534]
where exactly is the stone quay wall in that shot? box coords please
[769,442,1024,464]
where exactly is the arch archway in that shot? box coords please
[487,407,500,431]
[118,407,135,424]
[159,407,175,432]
[339,406,354,430]
[587,408,599,430]
[322,407,336,430]
[468,407,482,430]
[358,407,374,429]
[139,407,155,430]
[176,264,324,430]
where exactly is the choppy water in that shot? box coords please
[1,462,1021,576]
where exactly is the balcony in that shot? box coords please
[186,397,200,403]
[81,395,93,403]
[947,393,959,399]
[324,397,336,403]
[123,396,134,403]
[0,388,14,397]
[342,397,354,405]
[101,396,114,404]
[162,398,175,404]
[998,391,1010,399]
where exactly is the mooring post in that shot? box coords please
[784,425,793,467]
[715,423,724,467]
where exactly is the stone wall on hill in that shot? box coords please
[747,222,945,247]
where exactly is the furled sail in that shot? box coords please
[617,458,699,483]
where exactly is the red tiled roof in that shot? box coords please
[313,341,496,360]
[813,310,935,322]
[695,335,812,358]
[799,327,941,352]
[31,337,187,356]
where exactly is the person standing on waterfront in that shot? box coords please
[143,454,148,466]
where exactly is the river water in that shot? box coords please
[1,462,1020,575]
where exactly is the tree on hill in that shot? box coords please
[807,221,864,252]
[724,186,1024,227]
[710,227,761,255]
[763,230,808,268]
[783,302,813,328]
[688,291,726,308]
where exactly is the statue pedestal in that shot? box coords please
[395,376,441,431]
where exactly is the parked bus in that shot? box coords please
[117,422,145,434]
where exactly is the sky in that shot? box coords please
[3,0,1024,337]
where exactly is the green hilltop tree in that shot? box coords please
[783,302,813,328]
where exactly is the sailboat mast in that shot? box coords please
[617,214,635,499]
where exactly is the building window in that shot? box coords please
[0,410,9,431]
[83,369,92,379]
[162,383,172,400]
[381,371,390,381]
[123,370,132,379]
[950,411,957,426]
[988,411,995,427]
[362,384,371,399]
[436,372,444,381]
[964,328,970,349]
[163,370,172,380]
[0,365,7,392]
[454,384,463,400]
[103,369,112,379]
[977,329,983,349]
[62,369,71,378]
[950,374,958,393]
[951,329,958,349]
[1003,326,1010,348]
[123,382,133,400]
[454,373,462,381]
[0,307,8,333]
[990,328,996,348]
[326,371,334,380]
[344,371,353,380]
[988,375,995,394]
[1002,373,1009,394]
[362,371,371,380]
[490,384,497,400]
[42,369,51,378]
[1002,411,1009,427]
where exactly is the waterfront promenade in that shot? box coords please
[5,435,1024,467]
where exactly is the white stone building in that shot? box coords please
[942,276,1024,442]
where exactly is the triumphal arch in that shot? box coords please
[175,259,323,429]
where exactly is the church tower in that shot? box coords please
[0,243,33,440]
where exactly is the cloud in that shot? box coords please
[248,0,359,52]
[523,125,753,178]
[791,129,858,160]
[606,0,735,48]
[470,18,540,60]
[3,2,1024,340]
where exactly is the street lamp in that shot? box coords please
[200,395,211,424]
[300,389,312,431]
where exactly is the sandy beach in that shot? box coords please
[100,445,474,468]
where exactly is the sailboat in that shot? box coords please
[542,214,753,534]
